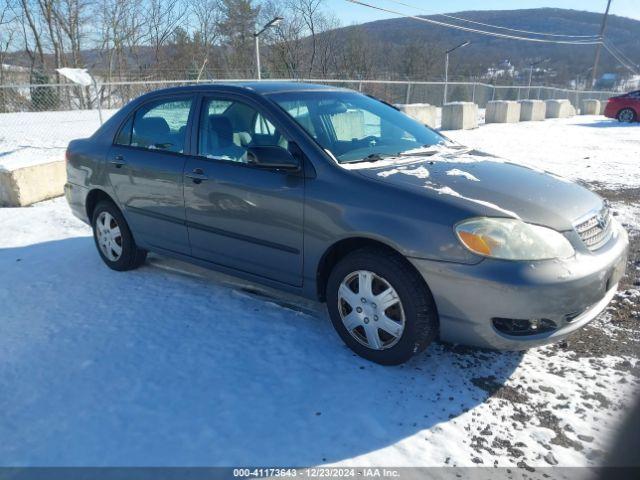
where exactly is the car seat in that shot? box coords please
[206,115,247,162]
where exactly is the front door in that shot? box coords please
[107,96,194,254]
[183,95,304,286]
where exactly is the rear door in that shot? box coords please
[183,94,305,286]
[107,95,195,254]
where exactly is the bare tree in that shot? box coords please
[6,0,345,83]
[18,0,47,69]
[260,0,304,77]
[145,0,188,64]
[261,0,339,78]
[98,0,147,81]
[192,0,222,78]
[283,0,322,76]
[337,26,373,79]
[52,0,92,68]
[1,0,18,86]
[314,11,339,77]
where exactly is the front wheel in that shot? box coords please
[92,200,147,271]
[326,248,438,365]
[617,108,637,123]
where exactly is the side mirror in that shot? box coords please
[247,146,300,171]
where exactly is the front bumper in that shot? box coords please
[409,221,629,350]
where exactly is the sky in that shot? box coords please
[328,0,640,24]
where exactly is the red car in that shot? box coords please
[604,90,640,122]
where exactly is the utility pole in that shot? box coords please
[527,58,549,99]
[443,41,470,105]
[443,52,449,105]
[254,35,261,80]
[591,0,613,88]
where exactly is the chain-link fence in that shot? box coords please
[0,78,618,112]
[307,79,616,108]
[0,78,619,163]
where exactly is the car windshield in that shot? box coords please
[269,90,445,163]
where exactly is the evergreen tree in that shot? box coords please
[30,71,59,112]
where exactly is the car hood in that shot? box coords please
[352,149,603,231]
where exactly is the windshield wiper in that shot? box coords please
[342,153,393,164]
[396,144,446,157]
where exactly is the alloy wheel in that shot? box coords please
[95,211,123,262]
[337,270,406,350]
[618,108,635,123]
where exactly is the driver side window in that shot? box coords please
[198,97,288,163]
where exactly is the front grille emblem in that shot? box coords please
[574,207,612,251]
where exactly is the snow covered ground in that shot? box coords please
[0,109,114,171]
[445,115,640,189]
[1,112,639,469]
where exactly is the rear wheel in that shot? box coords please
[326,248,438,365]
[617,108,637,123]
[92,201,146,271]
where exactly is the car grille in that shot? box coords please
[574,207,613,251]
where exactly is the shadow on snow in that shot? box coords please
[574,120,639,128]
[0,237,523,466]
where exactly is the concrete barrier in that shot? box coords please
[545,99,574,118]
[600,100,608,115]
[486,101,521,123]
[0,160,66,207]
[581,99,601,115]
[518,100,546,121]
[396,103,437,128]
[441,102,478,130]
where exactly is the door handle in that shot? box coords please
[185,168,208,184]
[110,155,126,168]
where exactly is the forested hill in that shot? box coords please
[326,8,640,83]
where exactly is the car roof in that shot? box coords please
[141,81,348,98]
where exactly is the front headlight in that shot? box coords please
[455,217,575,260]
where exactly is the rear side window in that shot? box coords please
[117,98,193,153]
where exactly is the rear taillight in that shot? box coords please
[65,149,71,164]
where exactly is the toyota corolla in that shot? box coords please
[65,82,629,365]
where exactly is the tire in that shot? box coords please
[326,247,438,365]
[91,200,147,271]
[617,108,637,123]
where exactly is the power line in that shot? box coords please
[345,0,602,45]
[603,42,639,74]
[604,46,637,74]
[605,40,638,69]
[382,0,601,39]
